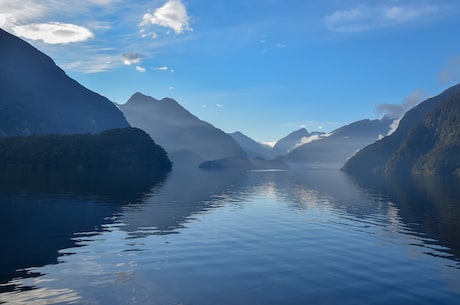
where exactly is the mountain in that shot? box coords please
[229,131,272,159]
[343,84,460,173]
[272,128,310,156]
[0,29,129,136]
[281,117,393,169]
[118,92,247,166]
[343,84,460,175]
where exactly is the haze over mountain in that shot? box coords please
[281,117,393,169]
[272,128,326,157]
[0,29,129,136]
[230,128,326,161]
[229,131,273,159]
[118,93,247,166]
[343,83,460,175]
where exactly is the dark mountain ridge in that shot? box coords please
[342,83,460,175]
[0,28,129,136]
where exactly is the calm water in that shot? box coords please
[1,168,460,305]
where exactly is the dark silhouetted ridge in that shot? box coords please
[0,28,129,136]
[343,83,460,175]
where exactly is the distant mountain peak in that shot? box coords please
[119,93,247,166]
[289,127,309,136]
[126,92,159,105]
[272,127,311,156]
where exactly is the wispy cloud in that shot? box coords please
[13,22,94,44]
[141,0,192,35]
[63,54,121,73]
[153,66,169,71]
[121,53,145,65]
[135,65,146,72]
[0,0,192,74]
[439,55,460,85]
[376,89,426,119]
[0,0,49,28]
[293,134,324,149]
[325,5,441,32]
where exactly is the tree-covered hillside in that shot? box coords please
[0,127,172,171]
[384,90,460,175]
[343,84,460,176]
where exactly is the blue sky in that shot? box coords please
[1,0,460,142]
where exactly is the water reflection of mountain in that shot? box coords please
[347,172,460,263]
[119,169,247,237]
[240,170,460,266]
[3,167,460,294]
[119,167,460,266]
[0,168,166,287]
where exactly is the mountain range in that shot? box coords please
[0,28,129,136]
[272,128,325,157]
[3,27,460,175]
[342,84,460,175]
[118,92,247,167]
[0,28,172,172]
[280,117,393,169]
[230,128,326,161]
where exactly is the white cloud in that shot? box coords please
[325,5,440,32]
[0,13,6,26]
[153,66,169,71]
[136,65,146,72]
[121,53,145,65]
[293,134,324,149]
[64,54,121,73]
[261,141,277,148]
[142,0,192,34]
[0,1,49,29]
[376,89,426,119]
[12,22,94,44]
[216,103,224,108]
[387,118,401,136]
[0,1,120,30]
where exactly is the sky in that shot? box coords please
[1,0,460,143]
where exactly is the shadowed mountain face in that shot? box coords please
[343,83,460,175]
[0,29,129,136]
[229,131,273,159]
[272,128,311,157]
[282,117,393,169]
[119,93,247,166]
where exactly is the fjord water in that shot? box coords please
[1,169,460,304]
